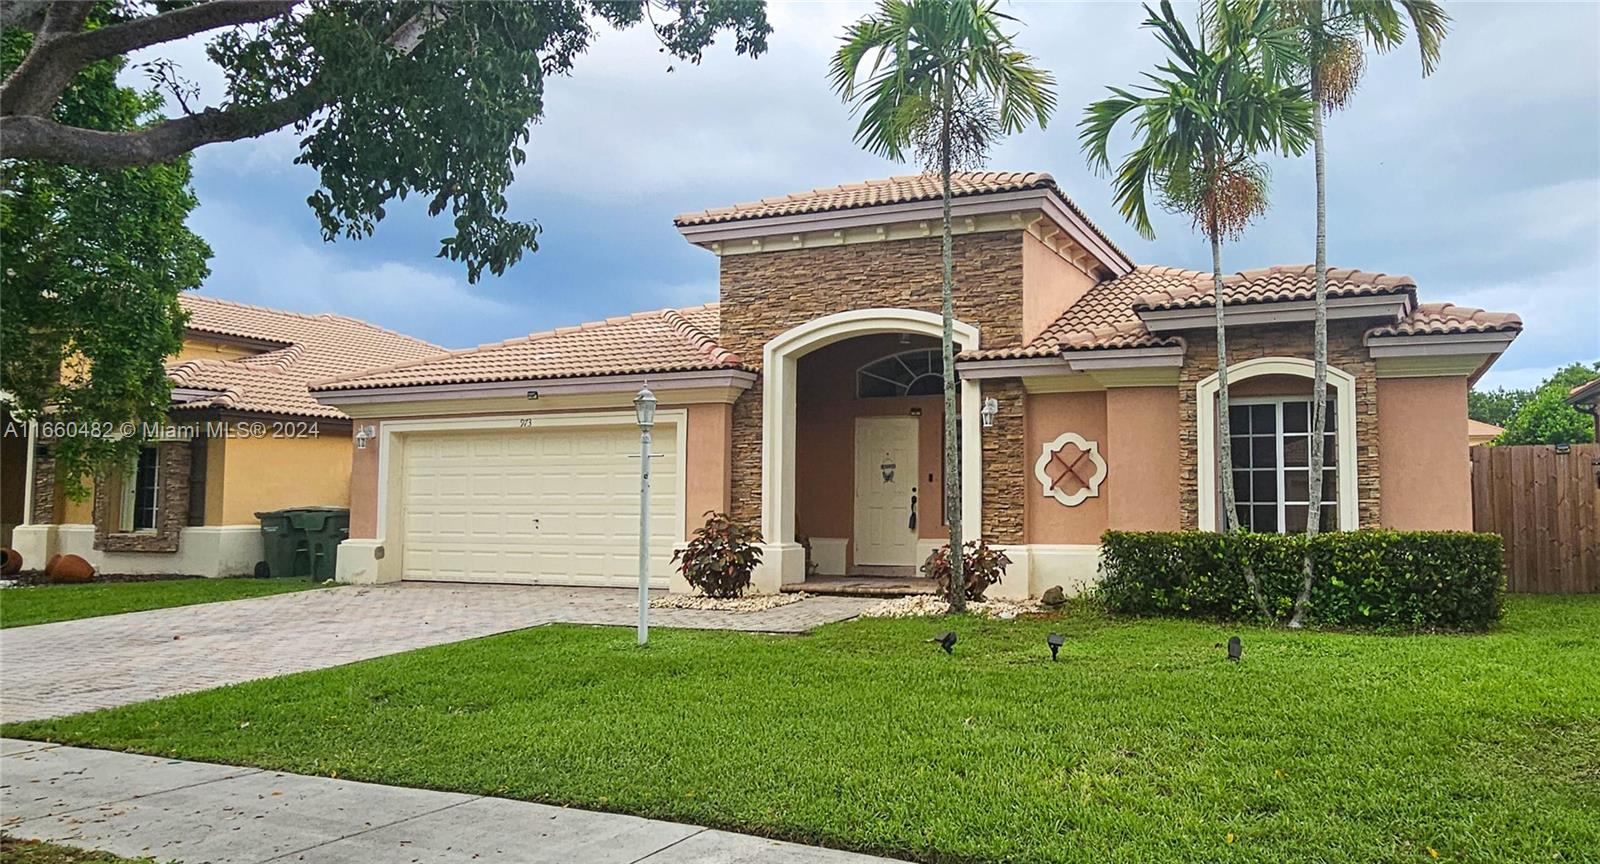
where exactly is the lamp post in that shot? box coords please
[634,384,658,646]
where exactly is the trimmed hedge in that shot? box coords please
[1098,530,1505,630]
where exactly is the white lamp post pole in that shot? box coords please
[634,385,657,646]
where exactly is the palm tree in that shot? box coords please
[1081,0,1312,616]
[832,0,1056,612]
[1282,0,1448,628]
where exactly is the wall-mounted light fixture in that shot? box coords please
[354,425,377,450]
[980,398,999,429]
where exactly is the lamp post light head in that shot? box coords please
[634,384,657,431]
[980,397,999,429]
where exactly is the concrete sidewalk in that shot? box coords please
[0,740,903,863]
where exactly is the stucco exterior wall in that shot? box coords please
[172,337,257,364]
[1105,386,1182,531]
[1020,232,1097,345]
[216,428,352,525]
[1025,390,1108,544]
[1377,376,1473,529]
[718,232,1027,530]
[684,402,733,532]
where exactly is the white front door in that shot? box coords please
[853,417,920,567]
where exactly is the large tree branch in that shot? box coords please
[0,1,53,33]
[0,89,323,167]
[2,1,298,118]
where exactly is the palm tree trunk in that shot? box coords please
[1212,220,1268,618]
[1291,76,1329,629]
[939,76,965,613]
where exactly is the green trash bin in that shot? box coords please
[256,507,350,579]
[255,509,302,578]
[286,507,350,581]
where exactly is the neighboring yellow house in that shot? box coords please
[7,295,440,576]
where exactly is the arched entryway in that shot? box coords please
[757,309,982,588]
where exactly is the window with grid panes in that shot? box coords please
[1229,398,1338,533]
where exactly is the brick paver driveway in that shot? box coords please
[0,583,872,724]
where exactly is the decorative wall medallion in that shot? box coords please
[1035,432,1107,507]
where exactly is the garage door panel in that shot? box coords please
[400,423,678,585]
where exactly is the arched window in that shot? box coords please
[857,348,944,398]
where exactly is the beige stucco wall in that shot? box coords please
[172,337,256,364]
[1024,390,1108,544]
[1020,232,1097,345]
[1105,387,1182,531]
[1377,376,1473,530]
[216,428,352,525]
[684,402,733,531]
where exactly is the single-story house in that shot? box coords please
[6,295,440,576]
[310,172,1521,599]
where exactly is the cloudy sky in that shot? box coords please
[143,1,1597,392]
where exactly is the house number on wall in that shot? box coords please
[1034,432,1107,507]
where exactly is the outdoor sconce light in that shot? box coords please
[634,384,657,431]
[354,425,376,450]
[980,397,999,428]
[1047,632,1064,661]
[1227,635,1242,662]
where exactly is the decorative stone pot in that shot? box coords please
[0,548,21,576]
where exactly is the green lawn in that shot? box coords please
[1,836,169,864]
[0,578,318,629]
[6,596,1596,864]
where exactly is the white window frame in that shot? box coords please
[1196,357,1358,532]
[120,446,160,533]
[855,347,944,399]
[1228,396,1339,534]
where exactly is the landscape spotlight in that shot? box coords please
[1047,633,1064,661]
[1227,636,1242,662]
[937,631,957,655]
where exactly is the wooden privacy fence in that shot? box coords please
[1470,443,1600,593]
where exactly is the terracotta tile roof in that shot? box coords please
[962,264,1520,362]
[1130,264,1416,311]
[674,171,1131,265]
[311,304,743,392]
[1367,302,1523,337]
[168,295,443,419]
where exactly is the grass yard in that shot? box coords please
[0,578,318,629]
[0,836,169,864]
[5,596,1596,864]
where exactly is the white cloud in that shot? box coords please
[189,200,524,349]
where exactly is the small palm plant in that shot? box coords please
[831,0,1055,612]
[1278,0,1449,628]
[1080,0,1312,616]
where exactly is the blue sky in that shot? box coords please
[140,2,1598,392]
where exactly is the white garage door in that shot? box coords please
[399,422,679,586]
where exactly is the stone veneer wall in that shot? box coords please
[717,232,1028,532]
[92,441,191,553]
[1177,320,1381,528]
[980,379,1026,543]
